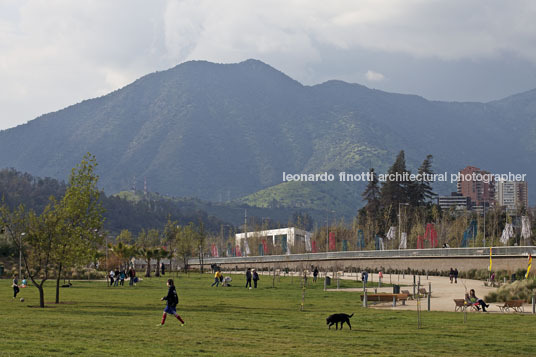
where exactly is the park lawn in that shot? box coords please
[1,274,535,356]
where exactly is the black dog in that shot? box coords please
[326,313,353,330]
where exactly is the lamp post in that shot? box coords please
[483,200,486,247]
[326,210,335,252]
[398,203,409,249]
[19,232,26,280]
[105,235,109,286]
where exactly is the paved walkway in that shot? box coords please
[327,273,505,313]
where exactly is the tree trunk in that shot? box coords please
[38,284,45,308]
[55,262,62,304]
[145,258,151,277]
[155,258,161,277]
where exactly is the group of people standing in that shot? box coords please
[245,268,259,289]
[109,267,136,286]
[449,268,459,283]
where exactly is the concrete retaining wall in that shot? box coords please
[188,246,535,273]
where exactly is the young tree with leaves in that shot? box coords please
[54,153,104,304]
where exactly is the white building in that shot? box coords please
[235,227,312,251]
[495,180,528,211]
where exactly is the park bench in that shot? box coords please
[360,293,409,306]
[418,288,429,297]
[401,289,413,300]
[453,299,466,312]
[497,300,524,313]
[453,299,482,312]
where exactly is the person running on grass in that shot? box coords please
[159,279,185,326]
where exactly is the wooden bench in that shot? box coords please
[497,300,524,313]
[360,293,409,306]
[454,299,466,312]
[401,290,413,300]
[454,299,481,312]
[419,288,429,297]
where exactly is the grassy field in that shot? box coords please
[1,274,535,356]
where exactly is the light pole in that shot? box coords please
[326,210,335,252]
[19,232,25,280]
[105,235,109,286]
[483,201,486,247]
[398,203,409,249]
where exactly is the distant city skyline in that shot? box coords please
[2,1,536,130]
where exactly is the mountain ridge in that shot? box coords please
[1,59,535,213]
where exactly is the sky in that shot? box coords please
[1,0,536,131]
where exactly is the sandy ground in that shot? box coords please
[325,273,522,313]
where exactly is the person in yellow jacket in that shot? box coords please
[211,270,222,287]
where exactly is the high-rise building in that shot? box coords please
[457,166,495,208]
[495,180,528,211]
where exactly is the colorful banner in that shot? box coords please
[244,239,251,256]
[488,247,492,272]
[235,245,241,257]
[399,232,407,249]
[386,226,396,240]
[461,220,477,247]
[417,235,424,249]
[211,244,219,257]
[258,244,264,256]
[526,254,532,278]
[342,240,348,251]
[262,239,268,255]
[425,223,438,248]
[357,229,365,249]
[282,236,289,255]
[305,234,312,252]
[329,232,336,251]
[312,240,317,253]
[227,242,232,257]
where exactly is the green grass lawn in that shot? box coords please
[1,274,535,356]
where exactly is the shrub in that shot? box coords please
[485,278,536,303]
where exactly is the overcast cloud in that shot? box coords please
[1,0,536,130]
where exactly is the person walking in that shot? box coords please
[252,269,259,288]
[12,275,20,299]
[454,268,459,284]
[114,268,120,287]
[313,267,319,283]
[212,270,222,287]
[245,268,252,289]
[109,270,115,287]
[128,267,136,286]
[161,262,165,276]
[158,279,185,326]
[119,269,126,286]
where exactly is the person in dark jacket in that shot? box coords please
[245,268,252,289]
[128,267,136,286]
[313,267,319,283]
[252,269,259,288]
[158,279,185,326]
[12,276,20,299]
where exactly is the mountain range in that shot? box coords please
[0,59,534,216]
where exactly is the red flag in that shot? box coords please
[262,239,268,255]
[329,232,336,251]
[417,235,424,249]
[430,227,438,248]
[236,245,241,257]
[312,241,317,253]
